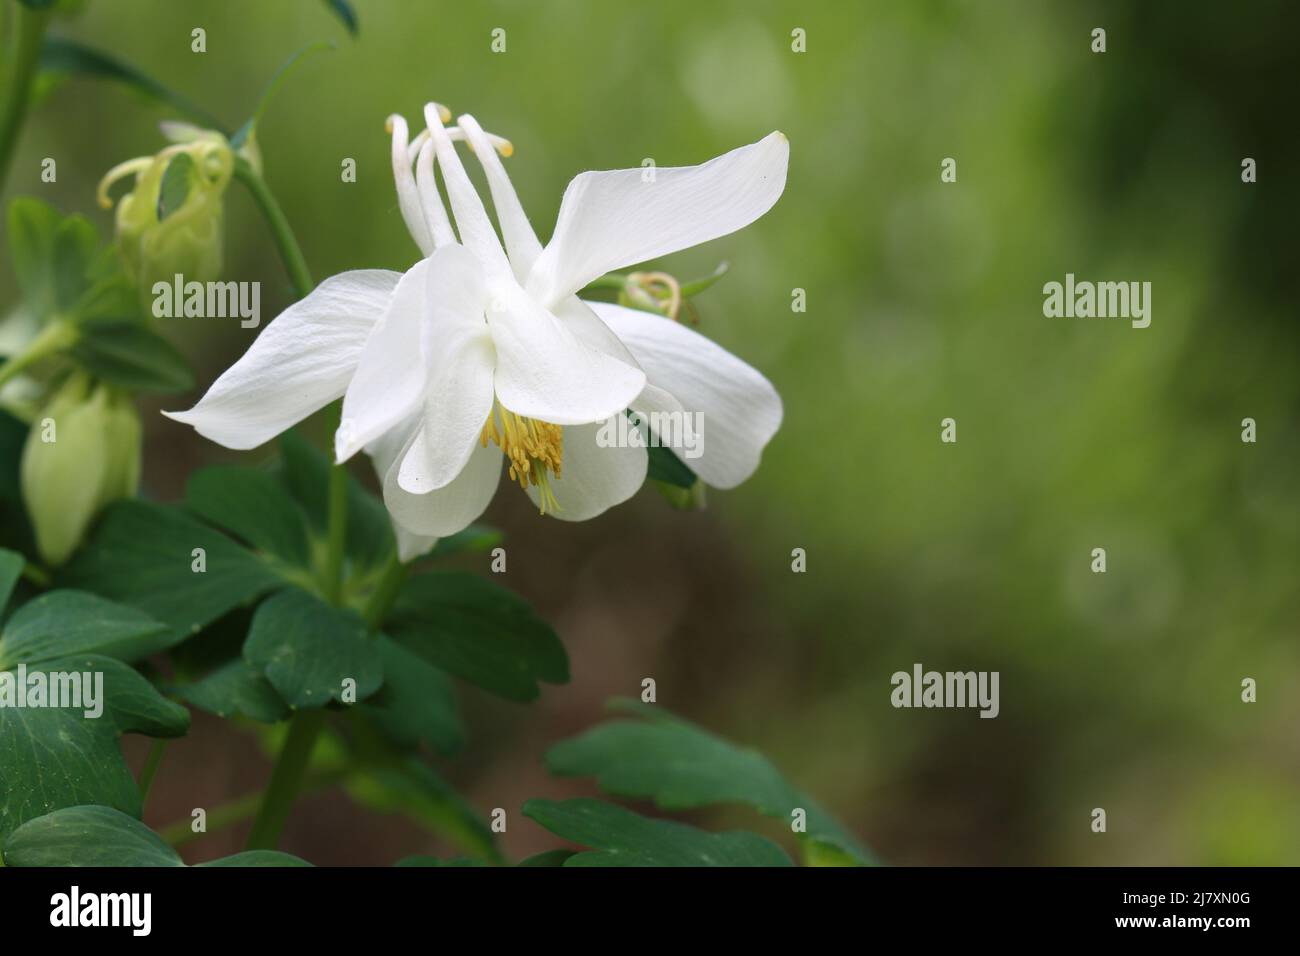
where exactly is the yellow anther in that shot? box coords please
[479,401,564,514]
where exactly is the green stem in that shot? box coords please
[362,551,407,628]
[0,320,77,390]
[162,792,262,847]
[20,561,50,588]
[232,155,313,298]
[244,709,326,851]
[137,739,167,805]
[322,460,347,603]
[0,3,50,197]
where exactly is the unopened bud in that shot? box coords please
[21,374,141,564]
[98,132,234,294]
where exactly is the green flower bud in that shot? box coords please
[98,132,234,293]
[20,374,141,565]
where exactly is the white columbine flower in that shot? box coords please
[166,102,787,560]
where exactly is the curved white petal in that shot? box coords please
[415,137,456,249]
[385,432,503,538]
[364,417,438,562]
[424,105,514,283]
[525,421,647,521]
[396,247,496,493]
[590,302,782,489]
[555,296,640,369]
[388,114,434,255]
[526,132,789,307]
[487,282,645,426]
[458,113,543,281]
[163,270,398,450]
[336,260,434,461]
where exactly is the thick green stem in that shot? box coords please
[232,156,313,298]
[0,3,50,197]
[322,460,347,603]
[244,709,326,851]
[362,551,407,628]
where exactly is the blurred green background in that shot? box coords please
[2,0,1296,864]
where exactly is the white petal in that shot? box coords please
[487,282,645,426]
[363,417,438,563]
[397,247,497,493]
[385,432,503,538]
[335,260,433,461]
[458,113,543,281]
[163,270,397,450]
[394,525,439,563]
[526,132,789,307]
[589,302,782,489]
[415,137,456,249]
[424,105,514,283]
[388,115,434,255]
[526,421,647,521]
[555,296,640,369]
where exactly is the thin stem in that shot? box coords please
[137,739,167,805]
[232,155,313,298]
[243,709,327,851]
[0,3,51,197]
[20,561,50,588]
[322,461,348,604]
[362,551,407,629]
[162,792,262,847]
[0,320,77,390]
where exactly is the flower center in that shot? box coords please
[480,402,563,514]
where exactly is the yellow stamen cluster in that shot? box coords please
[480,403,563,514]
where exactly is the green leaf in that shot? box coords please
[386,572,568,702]
[0,654,189,844]
[522,798,792,867]
[243,588,381,709]
[6,197,61,312]
[679,260,730,297]
[278,430,392,574]
[70,320,196,392]
[62,499,287,644]
[646,443,698,489]
[38,38,227,132]
[323,0,359,35]
[156,152,196,222]
[2,805,309,866]
[195,850,311,867]
[0,549,24,610]
[516,848,576,867]
[545,699,874,864]
[185,465,310,567]
[230,42,333,151]
[50,213,98,313]
[429,523,503,558]
[0,590,169,668]
[358,636,462,755]
[171,659,288,723]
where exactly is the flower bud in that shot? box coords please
[20,374,141,565]
[98,132,234,294]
